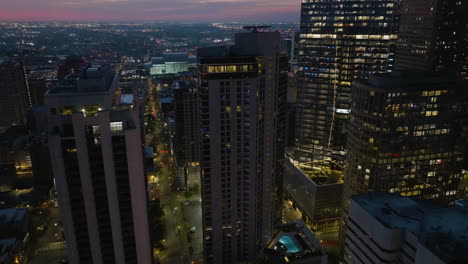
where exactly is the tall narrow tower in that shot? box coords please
[197,30,288,263]
[45,65,152,264]
[0,58,31,131]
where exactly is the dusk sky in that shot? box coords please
[0,0,301,22]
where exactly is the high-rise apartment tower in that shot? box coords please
[45,65,152,264]
[197,31,288,264]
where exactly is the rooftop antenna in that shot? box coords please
[242,25,272,33]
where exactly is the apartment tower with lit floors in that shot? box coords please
[45,65,152,264]
[197,30,288,264]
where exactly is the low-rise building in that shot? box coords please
[147,53,196,76]
[344,193,468,264]
[283,151,343,232]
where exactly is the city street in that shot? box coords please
[146,82,203,264]
[182,200,203,262]
[26,204,66,264]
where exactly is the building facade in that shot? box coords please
[197,31,288,263]
[284,151,343,233]
[344,193,468,264]
[148,52,197,76]
[295,0,399,160]
[173,81,201,188]
[344,72,468,209]
[45,65,152,264]
[396,0,468,78]
[0,58,31,131]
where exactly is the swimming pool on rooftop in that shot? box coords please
[277,235,304,253]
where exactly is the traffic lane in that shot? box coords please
[182,201,203,261]
[155,158,188,260]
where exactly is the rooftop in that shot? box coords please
[151,52,196,64]
[353,193,468,263]
[285,150,343,185]
[0,208,28,225]
[198,31,280,59]
[356,70,467,92]
[0,126,28,146]
[263,220,326,263]
[455,198,468,207]
[47,64,117,95]
[0,238,18,263]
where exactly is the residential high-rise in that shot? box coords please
[295,0,399,160]
[197,30,288,263]
[344,71,468,208]
[173,81,200,188]
[45,65,152,264]
[0,58,31,131]
[396,0,468,78]
[174,81,200,164]
[344,193,468,264]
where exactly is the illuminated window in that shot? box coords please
[110,122,123,133]
[425,111,438,117]
[92,125,100,136]
[84,105,100,117]
[61,106,75,116]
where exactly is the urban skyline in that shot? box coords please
[0,0,467,264]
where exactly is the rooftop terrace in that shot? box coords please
[285,150,343,185]
[47,64,117,95]
[264,220,326,263]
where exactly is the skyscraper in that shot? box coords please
[197,30,288,263]
[344,71,467,208]
[295,0,399,160]
[45,65,152,264]
[396,0,468,78]
[0,58,31,131]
